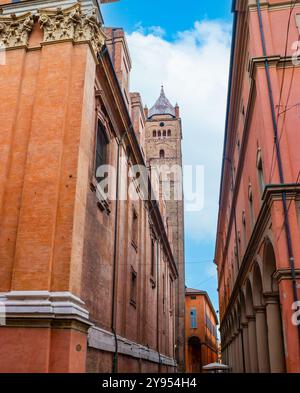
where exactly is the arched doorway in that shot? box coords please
[188,336,202,373]
[263,241,286,373]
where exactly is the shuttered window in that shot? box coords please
[190,308,197,329]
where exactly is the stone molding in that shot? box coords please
[0,291,91,325]
[263,291,280,304]
[254,306,266,314]
[88,326,177,368]
[273,268,300,283]
[38,4,106,60]
[0,3,106,61]
[0,12,34,49]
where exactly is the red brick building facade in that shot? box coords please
[215,0,300,373]
[0,0,183,373]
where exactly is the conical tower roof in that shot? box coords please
[148,86,176,118]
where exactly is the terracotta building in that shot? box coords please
[185,288,218,373]
[215,0,300,373]
[145,87,186,371]
[0,0,183,373]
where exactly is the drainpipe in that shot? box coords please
[156,239,161,372]
[256,0,300,342]
[111,124,134,373]
[111,137,121,373]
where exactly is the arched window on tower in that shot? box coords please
[153,130,156,138]
[163,130,166,137]
[159,149,165,159]
[168,129,171,137]
[158,130,161,138]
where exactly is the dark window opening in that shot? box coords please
[159,149,165,159]
[95,122,109,182]
[132,208,138,250]
[130,268,137,307]
[151,239,155,277]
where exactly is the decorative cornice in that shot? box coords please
[88,326,177,368]
[0,291,91,326]
[38,4,106,61]
[0,12,34,49]
[274,268,300,283]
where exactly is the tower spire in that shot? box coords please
[148,86,175,118]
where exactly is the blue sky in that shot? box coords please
[102,0,233,319]
[102,0,232,39]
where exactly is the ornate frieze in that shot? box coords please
[38,4,106,60]
[0,12,34,49]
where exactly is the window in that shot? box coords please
[237,139,241,156]
[95,122,109,181]
[168,130,171,137]
[153,130,157,138]
[248,184,255,230]
[130,268,137,307]
[170,277,173,312]
[190,308,197,328]
[132,208,138,250]
[159,149,165,159]
[190,296,196,300]
[151,239,155,277]
[158,130,161,137]
[163,274,166,314]
[256,149,265,196]
[163,130,166,137]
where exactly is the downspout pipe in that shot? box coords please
[256,0,300,342]
[156,239,161,372]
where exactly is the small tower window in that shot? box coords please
[168,130,171,137]
[163,130,166,137]
[158,130,161,138]
[153,130,156,138]
[159,149,165,158]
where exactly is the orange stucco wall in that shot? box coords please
[185,293,218,373]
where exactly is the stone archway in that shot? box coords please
[240,291,251,373]
[188,336,202,373]
[245,280,259,372]
[252,262,270,373]
[262,241,286,373]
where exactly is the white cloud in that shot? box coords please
[126,20,231,242]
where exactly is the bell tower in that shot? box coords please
[145,86,185,371]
